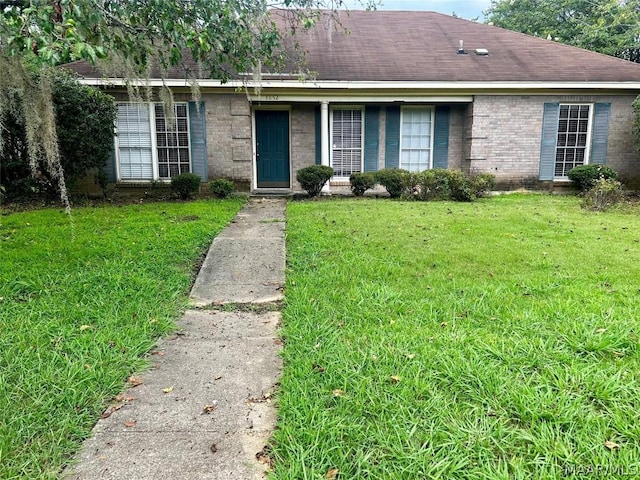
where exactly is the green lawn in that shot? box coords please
[0,198,245,479]
[275,195,640,479]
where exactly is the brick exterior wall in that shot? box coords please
[290,104,317,191]
[203,94,253,189]
[194,92,640,192]
[466,94,640,189]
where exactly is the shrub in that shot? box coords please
[581,177,623,211]
[413,169,495,202]
[349,172,377,196]
[414,169,455,201]
[170,173,201,199]
[296,165,334,197]
[568,164,618,191]
[470,173,496,198]
[375,168,411,198]
[447,169,476,202]
[209,178,234,198]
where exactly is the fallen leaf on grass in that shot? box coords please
[604,440,620,450]
[389,375,402,384]
[127,376,143,387]
[325,468,339,479]
[79,325,91,331]
[162,386,174,394]
[123,420,136,428]
[332,389,344,397]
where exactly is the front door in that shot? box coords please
[256,110,290,188]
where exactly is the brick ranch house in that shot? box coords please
[67,10,640,193]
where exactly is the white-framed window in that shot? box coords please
[116,103,191,180]
[400,107,433,172]
[555,104,592,178]
[331,108,363,178]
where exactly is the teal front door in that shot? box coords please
[256,110,290,188]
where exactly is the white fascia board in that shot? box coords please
[77,77,640,92]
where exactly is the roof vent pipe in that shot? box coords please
[475,48,489,56]
[457,40,467,54]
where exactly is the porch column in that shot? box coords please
[320,100,331,193]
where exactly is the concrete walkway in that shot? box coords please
[65,198,286,480]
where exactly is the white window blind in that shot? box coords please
[116,104,153,180]
[400,108,432,172]
[116,103,191,181]
[332,109,363,177]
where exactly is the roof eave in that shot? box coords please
[78,77,640,93]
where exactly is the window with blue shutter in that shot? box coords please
[433,106,450,169]
[590,103,611,166]
[539,103,560,180]
[188,101,208,181]
[364,106,380,172]
[385,106,400,168]
[540,102,611,180]
[114,102,202,181]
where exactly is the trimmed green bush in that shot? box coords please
[375,168,410,198]
[349,172,377,196]
[581,177,623,211]
[170,173,201,199]
[413,169,495,202]
[471,173,496,198]
[567,164,618,191]
[415,169,452,201]
[209,178,234,198]
[297,165,334,197]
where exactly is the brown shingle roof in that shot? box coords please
[66,10,640,83]
[280,10,640,82]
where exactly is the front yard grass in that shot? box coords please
[0,198,245,479]
[275,195,640,479]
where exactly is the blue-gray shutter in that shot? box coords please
[105,141,116,182]
[315,106,322,165]
[188,101,208,181]
[433,106,450,169]
[538,103,560,180]
[385,106,400,168]
[590,102,611,165]
[364,106,380,172]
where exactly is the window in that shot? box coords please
[400,107,433,172]
[116,103,191,180]
[331,108,363,177]
[555,104,591,178]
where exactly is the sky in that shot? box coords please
[347,0,493,20]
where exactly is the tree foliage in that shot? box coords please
[0,0,373,207]
[1,68,116,200]
[485,0,640,60]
